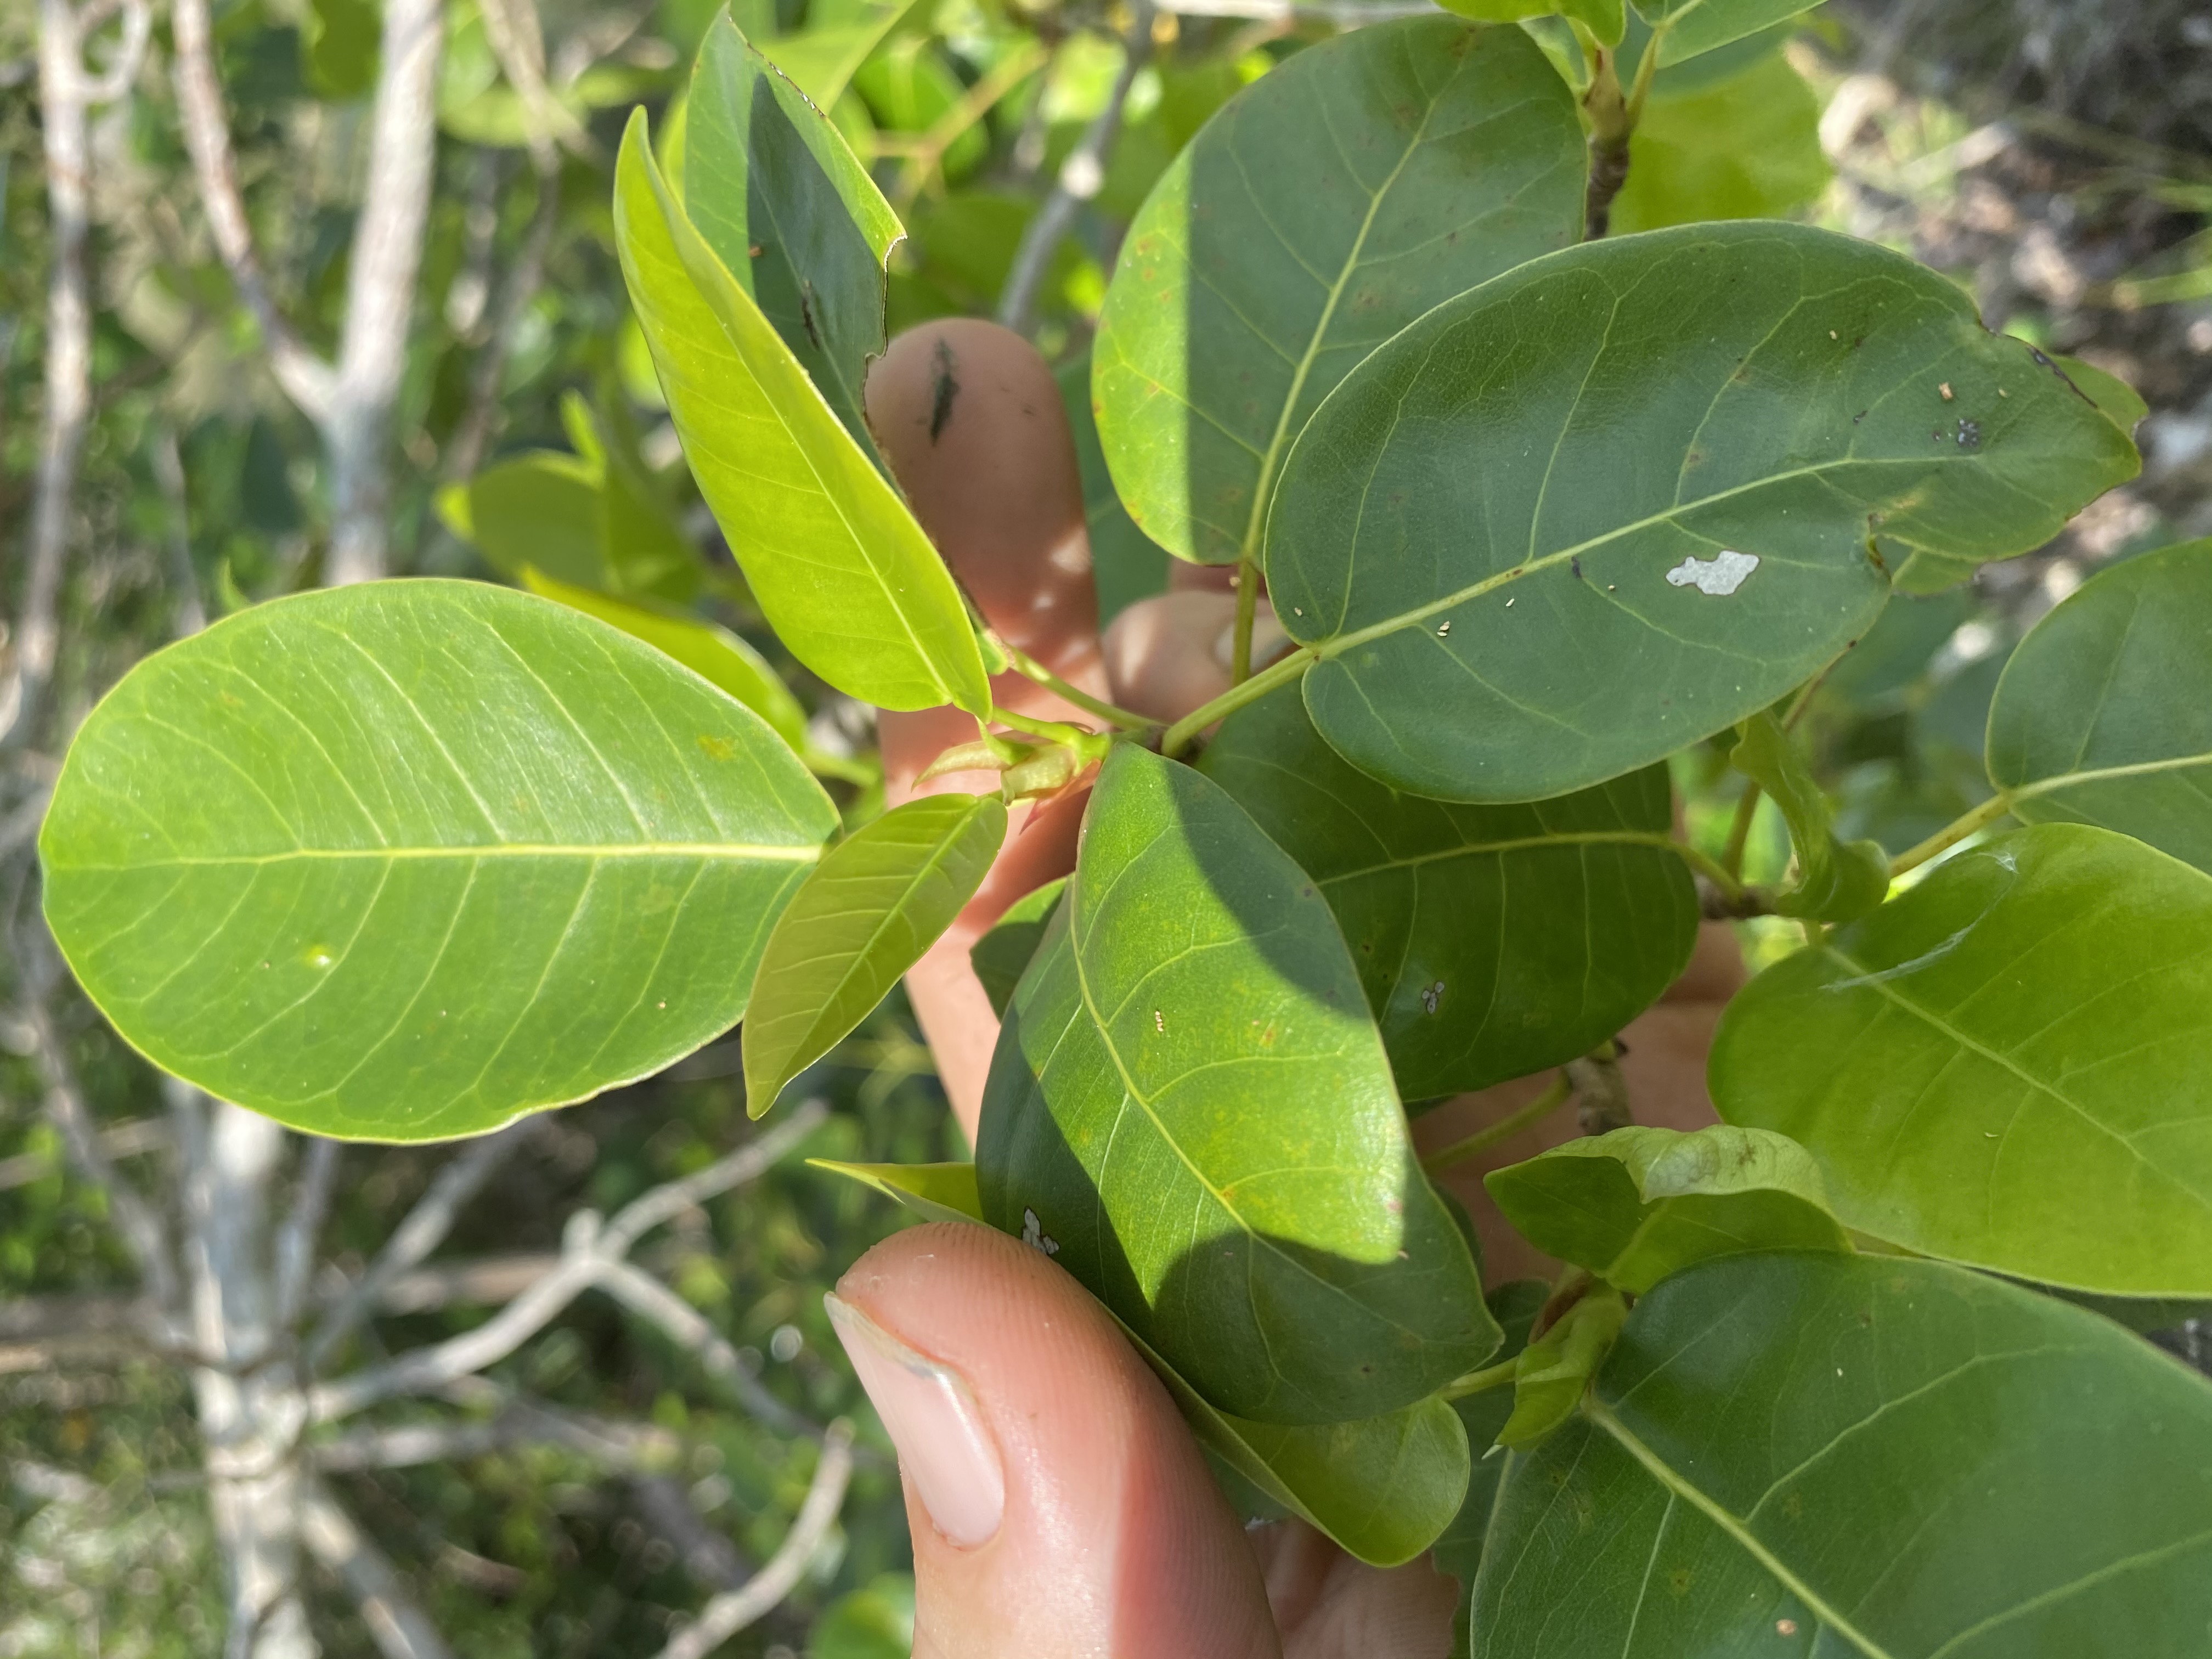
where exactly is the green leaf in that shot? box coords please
[977,745,1497,1423]
[440,454,609,591]
[1437,1281,1549,1659]
[684,13,904,453]
[303,0,379,99]
[1055,353,1170,625]
[744,793,1006,1116]
[807,1158,985,1226]
[1731,710,1890,920]
[1091,18,1583,566]
[969,877,1065,1020]
[1125,1319,1472,1568]
[758,0,928,109]
[1985,538,2212,874]
[1197,687,1697,1099]
[854,39,988,182]
[2052,351,2148,431]
[1486,1125,1849,1294]
[809,1150,1474,1566]
[615,111,990,716]
[1634,0,1820,64]
[1267,223,2139,804]
[1471,1253,2212,1657]
[1436,0,1624,36]
[518,566,811,760]
[1497,1285,1627,1449]
[808,1572,915,1659]
[1712,823,2212,1295]
[1609,51,1830,234]
[39,581,838,1142]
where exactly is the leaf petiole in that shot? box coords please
[1161,644,1318,757]
[1421,1073,1574,1176]
[1441,1356,1521,1401]
[993,638,1158,732]
[1887,791,2016,879]
[1231,556,1261,684]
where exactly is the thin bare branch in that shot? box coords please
[298,1479,455,1659]
[306,1119,535,1369]
[0,1113,164,1192]
[629,1474,752,1591]
[998,5,1156,336]
[169,0,336,421]
[75,0,150,104]
[594,1258,823,1443]
[273,1138,342,1331]
[309,1102,827,1423]
[151,422,209,637]
[0,784,54,860]
[477,0,588,166]
[442,167,563,483]
[653,1421,854,1659]
[323,0,446,586]
[311,1399,683,1473]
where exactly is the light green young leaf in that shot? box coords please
[969,877,1065,1020]
[1486,1125,1849,1294]
[1197,688,1696,1100]
[684,13,904,453]
[1092,18,1583,566]
[1267,223,2138,804]
[758,0,928,109]
[40,582,838,1142]
[1731,710,1890,920]
[977,746,1497,1424]
[1435,0,1624,38]
[615,111,990,716]
[1985,538,2212,873]
[1497,1285,1626,1449]
[745,793,1006,1117]
[439,454,608,590]
[1712,823,2212,1295]
[810,1150,1474,1566]
[1609,50,1830,233]
[1633,0,1820,64]
[808,1158,985,1226]
[1472,1254,2212,1657]
[517,566,810,760]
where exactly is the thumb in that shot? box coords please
[828,1223,1280,1659]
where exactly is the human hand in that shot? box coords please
[833,320,1742,1657]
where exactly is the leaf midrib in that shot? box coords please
[55,843,825,870]
[2010,749,2212,799]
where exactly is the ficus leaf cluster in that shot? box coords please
[37,9,2212,1652]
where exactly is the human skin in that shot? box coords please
[836,320,1742,1657]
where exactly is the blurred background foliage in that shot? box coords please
[2,0,2209,1649]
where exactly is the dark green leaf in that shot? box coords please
[1268,223,2138,804]
[1731,710,1890,920]
[1197,688,1697,1098]
[1985,538,2212,873]
[1055,354,1170,625]
[1712,823,2212,1295]
[1437,1281,1549,1659]
[684,13,904,453]
[615,111,991,715]
[2053,351,2148,431]
[1497,1285,1626,1449]
[1092,18,1583,566]
[746,794,1005,1116]
[1472,1253,2212,1657]
[977,746,1497,1423]
[1486,1125,1849,1293]
[969,877,1065,1020]
[40,582,838,1142]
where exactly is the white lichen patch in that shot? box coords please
[1664,550,1761,596]
[1021,1207,1060,1257]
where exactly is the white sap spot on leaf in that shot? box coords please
[1664,550,1761,596]
[1021,1207,1060,1257]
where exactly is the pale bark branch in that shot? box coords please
[441,167,563,483]
[298,1478,455,1659]
[593,1257,822,1443]
[311,1398,683,1473]
[306,1118,535,1369]
[997,4,1155,336]
[311,1101,827,1423]
[653,1421,854,1659]
[169,0,337,422]
[273,1138,343,1331]
[0,1113,165,1192]
[151,422,210,637]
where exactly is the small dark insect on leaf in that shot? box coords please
[1957,419,1983,448]
[929,338,960,444]
[798,281,822,350]
[1571,557,1583,580]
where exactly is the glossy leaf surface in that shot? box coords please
[1731,710,1889,920]
[745,794,1005,1117]
[1472,1253,2212,1657]
[1198,689,1696,1098]
[1987,538,2212,873]
[1437,1281,1548,1659]
[41,582,838,1141]
[1633,0,1819,63]
[1713,823,2212,1295]
[969,876,1064,1020]
[1267,223,2138,804]
[1092,18,1582,565]
[684,14,903,452]
[615,112,990,716]
[807,1158,984,1227]
[1486,1125,1848,1294]
[977,746,1496,1423]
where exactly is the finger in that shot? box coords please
[830,1223,1280,1659]
[1248,1520,1455,1659]
[1099,591,1289,725]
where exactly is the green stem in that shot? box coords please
[1442,1356,1520,1401]
[1160,644,1317,757]
[1720,778,1763,879]
[1888,791,2015,878]
[1421,1074,1573,1176]
[1231,557,1260,684]
[997,644,1156,733]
